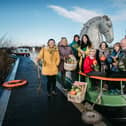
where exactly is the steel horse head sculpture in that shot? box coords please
[80,15,114,48]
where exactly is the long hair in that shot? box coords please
[73,34,80,45]
[80,34,92,49]
[99,41,108,49]
[60,37,68,46]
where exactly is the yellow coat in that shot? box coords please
[37,46,60,75]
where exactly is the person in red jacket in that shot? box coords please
[83,48,106,76]
[83,48,107,91]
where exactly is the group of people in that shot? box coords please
[36,34,126,96]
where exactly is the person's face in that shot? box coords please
[114,45,120,52]
[90,50,96,57]
[83,36,88,43]
[48,40,55,48]
[101,43,106,50]
[62,39,67,46]
[75,37,79,42]
[121,41,126,50]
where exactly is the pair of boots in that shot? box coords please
[48,91,57,96]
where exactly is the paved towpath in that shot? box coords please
[2,56,88,126]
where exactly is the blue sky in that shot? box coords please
[0,0,126,46]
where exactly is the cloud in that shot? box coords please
[48,5,102,23]
[48,3,126,23]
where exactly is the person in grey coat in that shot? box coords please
[98,41,110,72]
[58,37,73,90]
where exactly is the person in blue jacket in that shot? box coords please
[107,42,124,72]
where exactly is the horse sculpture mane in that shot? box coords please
[80,15,114,48]
[80,16,101,33]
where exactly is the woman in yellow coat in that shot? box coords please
[36,39,60,96]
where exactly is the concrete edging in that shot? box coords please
[0,58,20,126]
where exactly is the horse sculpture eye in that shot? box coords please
[107,23,112,28]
